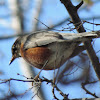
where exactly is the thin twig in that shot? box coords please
[81,81,99,98]
[0,77,69,99]
[41,77,69,100]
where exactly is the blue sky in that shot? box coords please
[0,0,100,99]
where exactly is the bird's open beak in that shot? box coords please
[9,55,16,65]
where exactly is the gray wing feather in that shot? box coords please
[23,31,64,49]
[23,31,98,49]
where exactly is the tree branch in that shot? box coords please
[60,0,100,80]
[76,1,84,10]
[0,77,69,100]
[81,82,99,98]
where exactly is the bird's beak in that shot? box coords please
[9,55,16,65]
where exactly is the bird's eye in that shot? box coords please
[12,46,16,51]
[12,46,17,54]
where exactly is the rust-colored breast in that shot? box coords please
[20,43,51,69]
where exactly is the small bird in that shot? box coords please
[9,31,99,70]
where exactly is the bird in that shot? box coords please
[9,31,99,70]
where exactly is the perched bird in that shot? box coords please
[9,31,99,70]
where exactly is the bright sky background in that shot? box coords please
[0,0,100,99]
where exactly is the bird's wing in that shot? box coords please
[23,31,65,49]
[23,31,99,49]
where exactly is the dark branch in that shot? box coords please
[76,1,84,10]
[60,0,100,80]
[81,82,99,98]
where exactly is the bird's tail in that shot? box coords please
[60,31,100,42]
